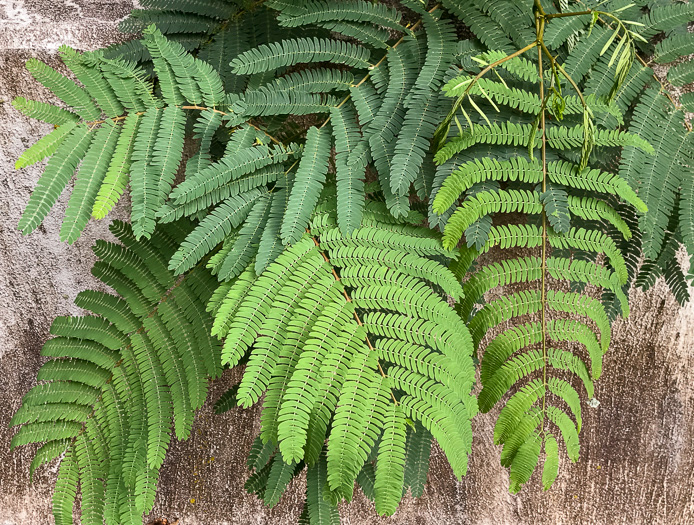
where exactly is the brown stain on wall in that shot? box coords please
[1,2,693,523]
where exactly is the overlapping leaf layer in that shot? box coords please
[10,0,694,522]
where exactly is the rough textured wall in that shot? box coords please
[1,2,693,524]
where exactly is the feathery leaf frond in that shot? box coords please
[11,220,220,524]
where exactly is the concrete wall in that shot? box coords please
[1,2,693,524]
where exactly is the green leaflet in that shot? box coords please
[541,186,571,234]
[170,140,294,205]
[15,120,78,170]
[441,1,513,52]
[120,9,226,36]
[327,358,389,497]
[247,436,276,472]
[390,89,442,197]
[274,276,345,461]
[544,12,588,49]
[264,456,297,507]
[620,89,692,259]
[474,0,534,49]
[306,451,340,524]
[53,448,80,525]
[13,97,78,127]
[508,433,541,494]
[197,20,250,93]
[213,385,239,414]
[374,404,407,515]
[60,45,124,118]
[99,55,157,112]
[331,104,366,234]
[319,20,392,49]
[412,11,457,96]
[93,115,141,220]
[549,161,646,213]
[256,186,290,273]
[258,68,355,95]
[680,136,694,255]
[230,37,372,75]
[433,157,543,214]
[144,25,206,105]
[351,82,382,125]
[365,42,418,216]
[442,189,543,250]
[435,121,653,165]
[61,121,122,243]
[403,422,432,498]
[217,192,273,280]
[185,109,224,177]
[221,237,318,366]
[232,90,340,117]
[654,34,694,64]
[562,27,613,85]
[637,2,694,40]
[281,125,332,244]
[129,107,161,236]
[275,0,406,33]
[476,50,539,83]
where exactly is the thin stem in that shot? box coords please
[534,0,546,17]
[539,41,587,108]
[86,112,140,128]
[545,9,592,19]
[180,105,226,114]
[536,8,549,432]
[468,42,538,92]
[435,40,538,139]
[85,105,284,145]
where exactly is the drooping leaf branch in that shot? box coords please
[433,0,653,491]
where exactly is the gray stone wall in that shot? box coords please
[1,2,693,524]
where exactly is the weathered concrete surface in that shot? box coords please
[1,2,694,524]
